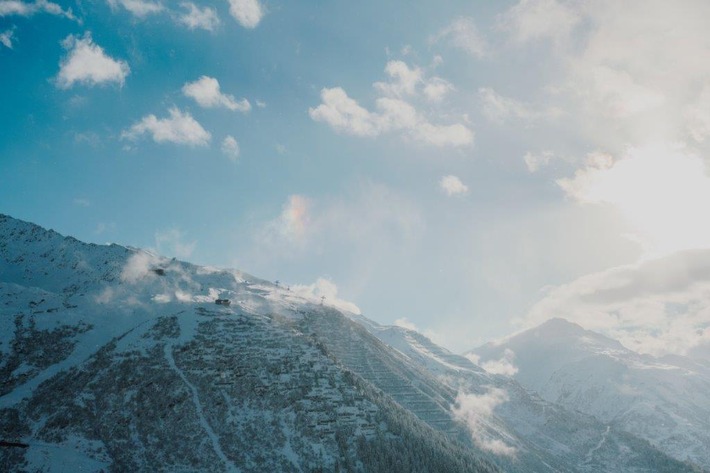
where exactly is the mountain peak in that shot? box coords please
[533,317,586,336]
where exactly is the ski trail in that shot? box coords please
[585,425,610,464]
[164,343,240,473]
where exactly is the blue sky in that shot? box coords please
[3,0,710,355]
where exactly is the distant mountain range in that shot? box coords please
[0,214,700,472]
[472,317,710,469]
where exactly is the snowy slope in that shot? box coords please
[0,215,695,472]
[0,214,498,473]
[346,316,697,472]
[472,318,710,469]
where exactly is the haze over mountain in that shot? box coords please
[0,214,697,472]
[472,318,710,469]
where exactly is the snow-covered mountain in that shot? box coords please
[0,215,695,472]
[471,318,710,469]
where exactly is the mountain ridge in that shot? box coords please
[471,316,710,469]
[0,214,697,472]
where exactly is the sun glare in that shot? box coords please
[560,144,710,257]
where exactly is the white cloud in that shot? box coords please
[73,131,101,147]
[121,251,160,284]
[394,317,418,331]
[478,87,557,124]
[310,89,473,147]
[221,135,240,160]
[439,175,469,196]
[122,107,211,146]
[0,0,75,19]
[557,144,710,256]
[451,387,517,456]
[586,65,666,119]
[431,17,487,58]
[374,60,422,98]
[423,77,454,103]
[685,83,710,142]
[412,121,473,147]
[56,33,130,89]
[310,60,473,147]
[0,28,14,48]
[182,76,251,112]
[540,1,710,145]
[227,0,264,29]
[464,352,480,365]
[290,278,361,315]
[155,228,196,259]
[480,348,518,376]
[523,249,710,357]
[309,87,380,137]
[107,0,164,18]
[523,150,554,172]
[72,197,91,207]
[178,2,219,31]
[499,0,580,44]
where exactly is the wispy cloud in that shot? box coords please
[290,278,361,315]
[394,317,418,331]
[221,135,240,161]
[155,228,196,259]
[122,107,211,146]
[452,387,517,456]
[498,0,580,44]
[177,2,219,31]
[120,251,160,284]
[479,87,561,125]
[56,33,130,89]
[0,0,76,19]
[0,27,15,48]
[480,348,518,376]
[107,0,164,18]
[227,0,264,29]
[439,175,468,196]
[431,17,487,58]
[182,76,250,112]
[685,83,710,142]
[523,150,554,173]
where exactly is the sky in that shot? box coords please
[3,0,710,357]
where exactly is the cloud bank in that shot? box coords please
[523,249,710,357]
